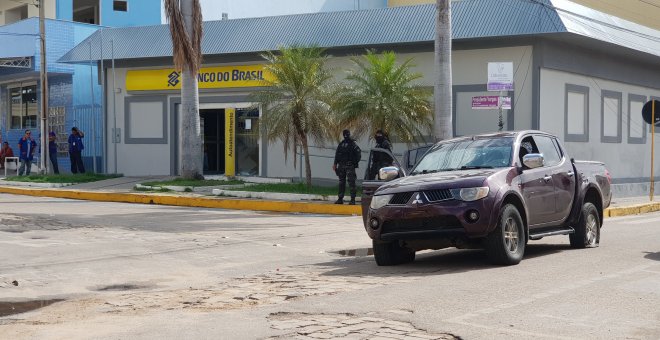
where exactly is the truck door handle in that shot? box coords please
[567,171,574,177]
[543,175,552,182]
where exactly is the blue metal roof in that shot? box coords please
[58,0,660,63]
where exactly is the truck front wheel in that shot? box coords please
[485,204,525,265]
[373,240,415,266]
[569,202,600,248]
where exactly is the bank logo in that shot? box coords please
[167,71,180,87]
[411,193,424,205]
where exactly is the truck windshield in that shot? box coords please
[411,137,514,175]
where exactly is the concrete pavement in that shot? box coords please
[1,176,660,217]
[0,195,658,339]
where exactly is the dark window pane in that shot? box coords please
[113,1,127,11]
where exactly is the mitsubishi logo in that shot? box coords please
[167,71,180,87]
[411,193,424,205]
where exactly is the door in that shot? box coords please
[519,135,557,226]
[200,109,225,174]
[547,137,576,221]
[361,148,405,226]
[235,108,259,176]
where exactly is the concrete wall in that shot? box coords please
[0,0,56,25]
[539,68,660,183]
[106,45,534,178]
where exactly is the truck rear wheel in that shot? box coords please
[569,202,600,248]
[485,204,525,265]
[373,240,415,266]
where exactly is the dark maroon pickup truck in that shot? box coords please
[362,131,612,266]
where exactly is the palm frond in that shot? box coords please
[335,50,432,145]
[164,0,203,72]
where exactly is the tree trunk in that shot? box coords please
[179,0,203,179]
[434,0,453,141]
[301,134,312,188]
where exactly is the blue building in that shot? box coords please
[0,0,160,174]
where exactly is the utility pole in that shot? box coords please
[434,0,452,141]
[39,0,49,174]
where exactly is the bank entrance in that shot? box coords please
[199,104,260,176]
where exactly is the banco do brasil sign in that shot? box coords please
[126,65,272,91]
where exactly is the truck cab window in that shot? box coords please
[534,135,562,166]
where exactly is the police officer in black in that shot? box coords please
[333,129,361,205]
[369,129,393,180]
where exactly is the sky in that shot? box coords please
[161,0,387,23]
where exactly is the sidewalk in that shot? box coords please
[0,177,658,217]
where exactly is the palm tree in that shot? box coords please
[164,0,204,179]
[335,50,433,144]
[253,45,334,188]
[435,0,453,141]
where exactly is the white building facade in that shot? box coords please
[59,2,660,196]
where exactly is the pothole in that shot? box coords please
[0,299,65,317]
[95,284,153,292]
[266,312,461,339]
[95,266,415,314]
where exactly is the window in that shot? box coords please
[534,135,562,167]
[8,84,38,130]
[113,1,128,12]
[628,94,647,144]
[601,90,622,143]
[73,0,99,24]
[564,84,589,142]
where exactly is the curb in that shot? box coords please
[0,180,74,188]
[212,189,362,203]
[605,202,660,217]
[0,184,658,218]
[0,186,362,216]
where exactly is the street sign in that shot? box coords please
[642,100,660,125]
[487,62,513,91]
[472,96,511,110]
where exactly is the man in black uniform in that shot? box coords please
[369,129,393,180]
[333,129,361,205]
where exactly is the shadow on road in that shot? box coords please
[644,251,660,261]
[316,243,573,278]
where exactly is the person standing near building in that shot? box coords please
[333,129,361,205]
[0,142,15,170]
[369,129,394,180]
[17,130,37,176]
[68,127,85,174]
[48,131,60,174]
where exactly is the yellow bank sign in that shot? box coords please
[126,65,272,91]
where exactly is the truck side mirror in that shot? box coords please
[379,166,400,181]
[523,154,544,169]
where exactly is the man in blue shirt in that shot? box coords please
[68,127,85,174]
[49,131,60,174]
[17,130,37,176]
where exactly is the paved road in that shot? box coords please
[0,193,658,339]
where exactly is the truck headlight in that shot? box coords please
[452,187,490,201]
[370,194,393,209]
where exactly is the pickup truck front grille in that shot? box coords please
[424,189,453,202]
[382,216,462,234]
[389,192,414,205]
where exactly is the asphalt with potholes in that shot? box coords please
[0,177,659,217]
